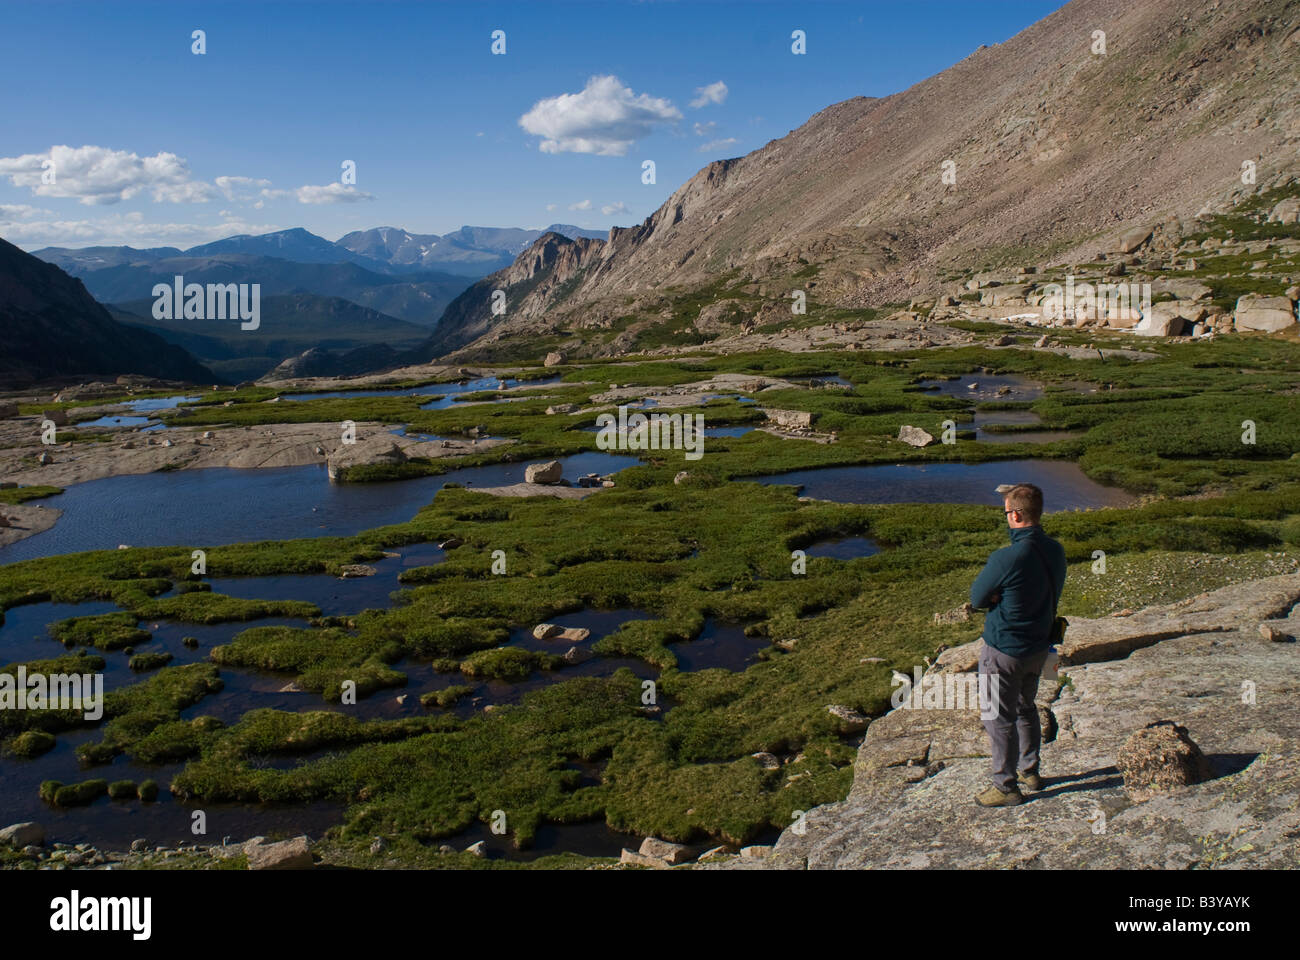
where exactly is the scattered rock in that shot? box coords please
[326,436,408,481]
[338,564,377,578]
[1259,623,1296,643]
[673,471,691,485]
[740,845,773,859]
[0,822,44,848]
[465,841,487,858]
[1117,226,1153,254]
[933,602,974,625]
[438,537,464,550]
[826,704,870,734]
[639,837,692,864]
[245,835,313,870]
[751,752,781,770]
[532,623,564,640]
[1116,720,1211,802]
[543,352,566,367]
[524,460,563,484]
[620,848,670,869]
[546,403,578,415]
[1234,294,1297,333]
[897,425,935,447]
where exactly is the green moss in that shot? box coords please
[107,779,138,800]
[129,651,174,671]
[459,647,564,682]
[52,778,108,806]
[138,780,160,802]
[9,729,56,758]
[422,685,474,708]
[50,612,149,651]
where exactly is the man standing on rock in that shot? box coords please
[969,483,1067,807]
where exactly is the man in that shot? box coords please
[969,483,1067,807]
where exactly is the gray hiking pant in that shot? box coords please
[978,641,1049,791]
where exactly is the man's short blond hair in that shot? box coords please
[1004,483,1044,522]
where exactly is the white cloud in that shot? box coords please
[519,75,681,156]
[214,175,273,203]
[692,121,717,137]
[689,81,728,109]
[601,201,629,216]
[0,212,284,250]
[0,203,51,220]
[568,199,592,211]
[0,145,217,205]
[293,183,375,204]
[546,203,557,212]
[698,138,740,153]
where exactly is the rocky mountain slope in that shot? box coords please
[415,0,1300,361]
[0,237,214,388]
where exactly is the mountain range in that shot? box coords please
[25,224,606,380]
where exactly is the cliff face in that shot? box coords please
[420,0,1300,359]
[0,236,215,387]
[711,573,1300,870]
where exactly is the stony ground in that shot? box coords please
[708,574,1300,870]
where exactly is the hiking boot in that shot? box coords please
[1018,769,1043,791]
[975,784,1023,807]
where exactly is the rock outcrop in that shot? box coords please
[712,573,1300,870]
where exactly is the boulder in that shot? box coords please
[1234,295,1297,333]
[1150,279,1212,301]
[524,460,563,484]
[41,409,67,426]
[465,841,487,858]
[562,645,592,664]
[543,352,566,367]
[1267,197,1300,224]
[244,835,313,870]
[532,623,564,640]
[326,436,407,481]
[0,822,44,848]
[1134,302,1190,337]
[545,404,578,415]
[620,848,671,869]
[0,402,19,419]
[1117,226,1153,254]
[763,408,814,430]
[933,602,974,625]
[1116,720,1211,802]
[826,704,870,734]
[673,471,691,485]
[751,752,781,770]
[897,425,935,447]
[638,837,692,864]
[338,564,377,578]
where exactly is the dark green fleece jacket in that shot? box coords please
[969,525,1067,657]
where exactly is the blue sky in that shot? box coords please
[0,0,1064,250]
